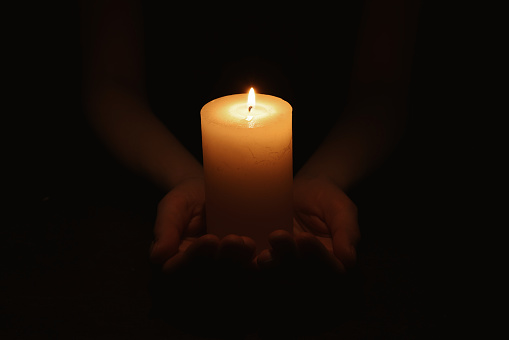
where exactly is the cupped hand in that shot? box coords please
[293,174,360,271]
[253,177,361,335]
[150,177,256,272]
[150,177,210,270]
[149,177,257,335]
[257,175,360,273]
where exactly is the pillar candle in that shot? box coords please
[201,89,293,252]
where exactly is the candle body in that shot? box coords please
[201,94,292,252]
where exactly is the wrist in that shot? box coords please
[295,167,350,192]
[164,167,204,191]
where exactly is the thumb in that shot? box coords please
[150,189,196,264]
[308,180,360,269]
[327,197,360,269]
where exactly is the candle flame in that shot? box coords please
[248,87,255,111]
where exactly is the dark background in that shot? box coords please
[3,1,487,338]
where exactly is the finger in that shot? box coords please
[241,236,256,254]
[268,230,297,260]
[256,230,298,269]
[150,223,180,264]
[217,234,256,265]
[256,249,274,269]
[162,234,219,273]
[295,232,346,273]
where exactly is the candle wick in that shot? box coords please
[248,106,253,112]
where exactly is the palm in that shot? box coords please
[151,177,257,272]
[292,175,360,271]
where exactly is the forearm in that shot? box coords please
[298,0,419,190]
[85,83,202,191]
[296,94,406,191]
[81,0,202,191]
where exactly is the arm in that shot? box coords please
[80,1,256,271]
[297,0,420,190]
[80,0,202,191]
[286,0,421,270]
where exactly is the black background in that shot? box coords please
[3,1,490,338]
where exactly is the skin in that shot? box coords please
[81,0,419,291]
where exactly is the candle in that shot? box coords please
[201,88,293,252]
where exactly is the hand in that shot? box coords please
[150,176,256,272]
[292,174,360,271]
[150,177,211,270]
[149,177,258,335]
[256,175,359,272]
[253,176,361,334]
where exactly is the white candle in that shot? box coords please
[201,88,293,252]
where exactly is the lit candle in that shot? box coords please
[201,88,293,252]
